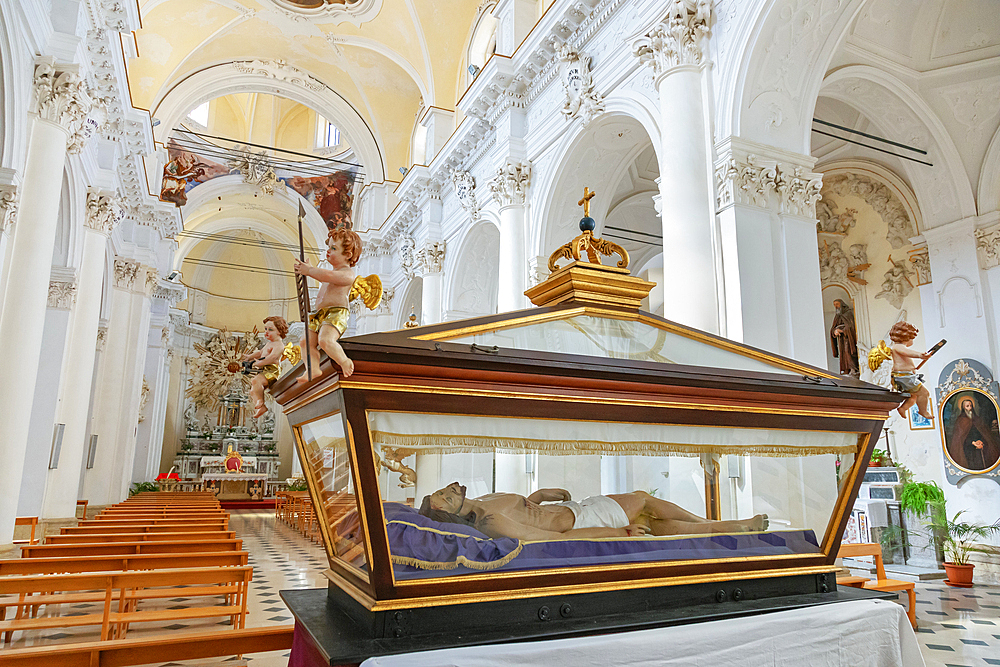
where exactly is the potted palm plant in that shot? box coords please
[933,511,1000,587]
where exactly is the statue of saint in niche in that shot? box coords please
[830,299,860,377]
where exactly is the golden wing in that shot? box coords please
[867,340,892,373]
[282,342,302,366]
[349,274,383,311]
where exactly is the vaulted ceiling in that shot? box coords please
[129,0,483,177]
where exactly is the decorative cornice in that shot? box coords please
[47,280,77,310]
[632,0,713,77]
[975,225,1000,270]
[152,280,188,307]
[32,61,100,153]
[113,258,139,289]
[85,190,125,236]
[489,160,532,209]
[0,185,17,234]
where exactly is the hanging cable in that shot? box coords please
[179,280,301,303]
[171,128,364,173]
[183,256,299,277]
[177,229,327,256]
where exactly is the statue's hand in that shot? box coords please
[624,524,648,537]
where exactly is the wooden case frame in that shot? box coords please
[274,303,901,613]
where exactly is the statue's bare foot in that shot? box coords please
[337,357,354,378]
[296,369,321,384]
[918,410,933,420]
[747,514,768,532]
[897,407,907,418]
[252,402,267,419]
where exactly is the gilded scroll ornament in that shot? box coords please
[547,188,629,272]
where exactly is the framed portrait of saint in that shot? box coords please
[940,388,1000,473]
[908,404,934,430]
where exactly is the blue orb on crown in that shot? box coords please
[579,216,596,232]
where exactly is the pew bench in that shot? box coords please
[19,538,244,559]
[0,566,251,645]
[43,531,236,544]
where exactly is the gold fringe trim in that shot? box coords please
[370,431,857,458]
[388,521,523,571]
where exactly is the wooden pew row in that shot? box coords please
[95,509,228,516]
[44,531,236,545]
[0,551,249,576]
[78,518,228,528]
[0,625,294,667]
[20,539,244,558]
[0,567,251,645]
[61,523,228,535]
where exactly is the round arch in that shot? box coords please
[396,276,422,329]
[0,0,28,171]
[814,159,924,236]
[445,220,499,319]
[151,63,386,183]
[979,124,1000,214]
[721,0,868,154]
[530,111,658,262]
[820,66,976,226]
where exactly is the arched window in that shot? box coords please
[466,5,497,86]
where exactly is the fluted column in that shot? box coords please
[0,63,99,548]
[490,160,531,312]
[41,193,123,519]
[633,3,720,333]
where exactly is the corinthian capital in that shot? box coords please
[0,185,17,234]
[489,160,532,209]
[32,62,100,152]
[633,0,713,76]
[48,279,77,310]
[85,191,125,235]
[113,258,139,289]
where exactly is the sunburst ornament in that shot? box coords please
[186,328,262,410]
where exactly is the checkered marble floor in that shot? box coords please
[6,510,1000,666]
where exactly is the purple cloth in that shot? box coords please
[383,503,820,580]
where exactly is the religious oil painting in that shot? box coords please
[940,388,1000,472]
[908,404,934,431]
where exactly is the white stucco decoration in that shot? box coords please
[558,43,605,127]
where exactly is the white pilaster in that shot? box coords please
[714,139,825,365]
[0,63,95,548]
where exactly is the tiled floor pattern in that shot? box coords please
[5,510,1000,666]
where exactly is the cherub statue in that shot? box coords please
[887,321,933,420]
[242,316,288,419]
[293,227,381,381]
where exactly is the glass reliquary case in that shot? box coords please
[271,222,901,639]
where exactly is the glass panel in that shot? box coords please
[370,411,860,581]
[446,315,799,374]
[298,413,367,575]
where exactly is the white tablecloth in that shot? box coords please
[362,599,924,667]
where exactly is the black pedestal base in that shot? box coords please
[281,578,892,666]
